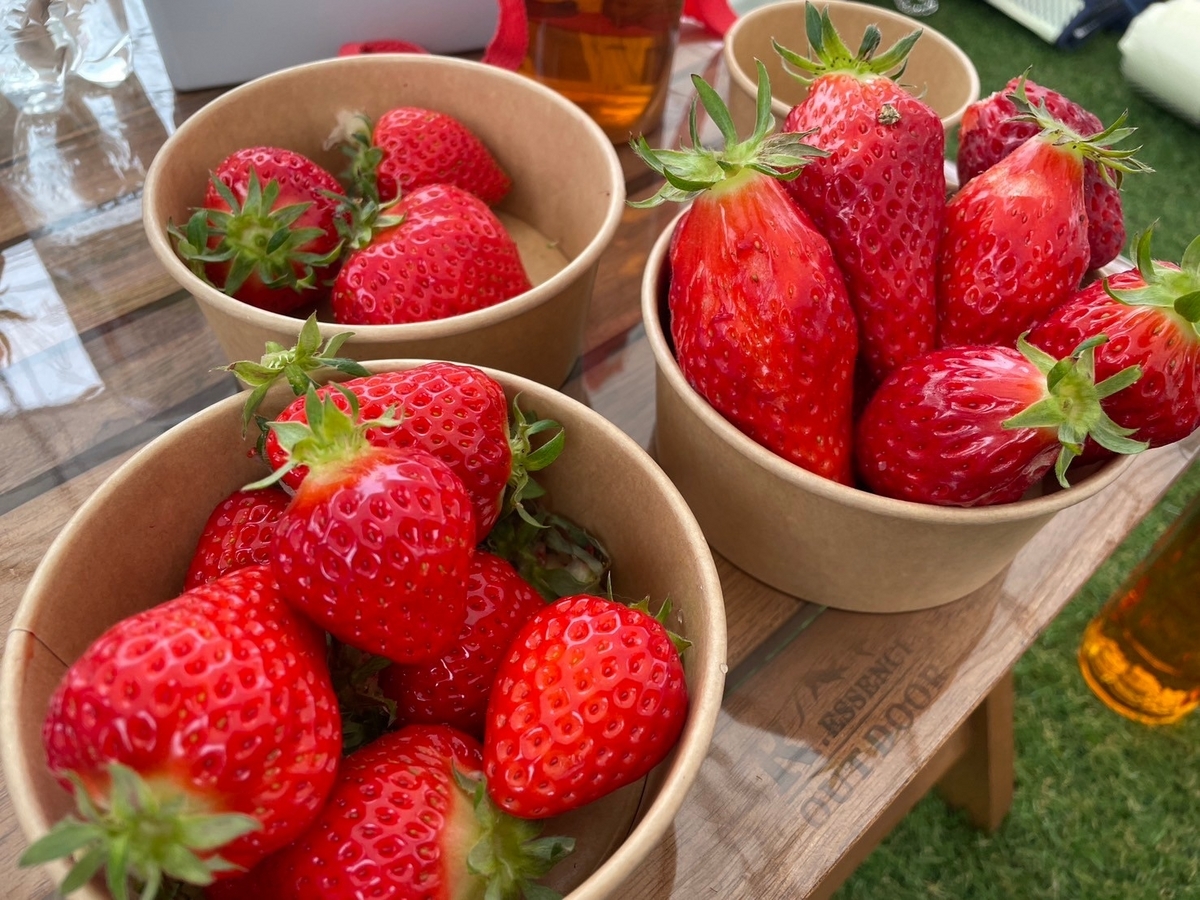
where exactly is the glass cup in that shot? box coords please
[520,0,684,142]
[1078,488,1200,725]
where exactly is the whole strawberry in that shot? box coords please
[775,4,944,386]
[380,551,546,737]
[257,359,562,542]
[632,63,858,484]
[170,147,346,314]
[331,182,532,325]
[937,80,1150,349]
[484,594,689,819]
[957,75,1125,271]
[330,107,512,205]
[855,336,1146,506]
[207,725,573,900]
[1027,228,1200,462]
[183,486,291,588]
[263,386,476,664]
[23,566,341,897]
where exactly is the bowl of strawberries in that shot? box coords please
[142,53,626,389]
[1,358,726,899]
[634,35,1192,612]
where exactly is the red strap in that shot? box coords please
[337,39,429,56]
[684,0,737,36]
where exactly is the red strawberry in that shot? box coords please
[937,81,1149,349]
[1027,228,1200,462]
[170,147,346,314]
[183,486,291,589]
[855,336,1146,506]
[379,551,546,737]
[259,361,561,542]
[330,107,512,206]
[484,594,689,819]
[957,75,1126,271]
[25,566,341,895]
[207,725,573,900]
[631,63,858,484]
[264,387,476,664]
[331,182,531,325]
[775,5,945,386]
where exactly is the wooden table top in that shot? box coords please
[1,12,1195,900]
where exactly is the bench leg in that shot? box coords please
[935,668,1016,832]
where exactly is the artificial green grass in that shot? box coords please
[835,458,1200,900]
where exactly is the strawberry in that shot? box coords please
[170,147,346,314]
[855,335,1147,506]
[379,551,546,737]
[484,595,689,819]
[774,4,945,386]
[331,182,532,325]
[329,107,512,205]
[257,359,562,542]
[207,725,573,900]
[183,486,291,589]
[631,63,858,484]
[263,387,476,664]
[23,566,341,897]
[1027,228,1200,462]
[957,75,1126,271]
[937,80,1150,349]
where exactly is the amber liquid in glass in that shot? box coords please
[1078,499,1200,725]
[521,0,683,140]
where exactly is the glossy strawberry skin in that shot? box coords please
[373,106,512,205]
[264,363,513,541]
[270,447,475,664]
[1027,266,1200,460]
[331,183,531,326]
[783,73,945,385]
[669,172,858,484]
[207,725,485,900]
[380,551,546,738]
[484,594,689,819]
[203,147,345,314]
[856,346,1060,506]
[42,566,341,873]
[183,487,291,589]
[957,77,1124,271]
[937,137,1089,349]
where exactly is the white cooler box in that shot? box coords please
[141,0,500,91]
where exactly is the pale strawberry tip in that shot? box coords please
[628,60,827,209]
[484,502,611,601]
[1002,333,1147,488]
[19,762,260,900]
[772,1,921,85]
[225,314,371,432]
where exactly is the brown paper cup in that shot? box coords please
[723,0,980,137]
[642,217,1133,613]
[1,361,726,899]
[143,55,626,388]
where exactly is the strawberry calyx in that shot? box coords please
[1002,334,1147,487]
[248,385,400,488]
[1103,226,1200,328]
[324,110,384,203]
[1006,73,1152,188]
[505,396,566,525]
[631,597,692,656]
[772,1,921,85]
[328,640,398,754]
[485,500,611,601]
[629,60,827,208]
[330,189,406,252]
[19,762,259,900]
[169,169,343,295]
[226,314,371,431]
[454,767,574,899]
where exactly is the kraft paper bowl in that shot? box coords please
[1,361,726,900]
[143,54,625,388]
[724,0,980,136]
[642,218,1133,613]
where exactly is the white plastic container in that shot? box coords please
[140,0,498,90]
